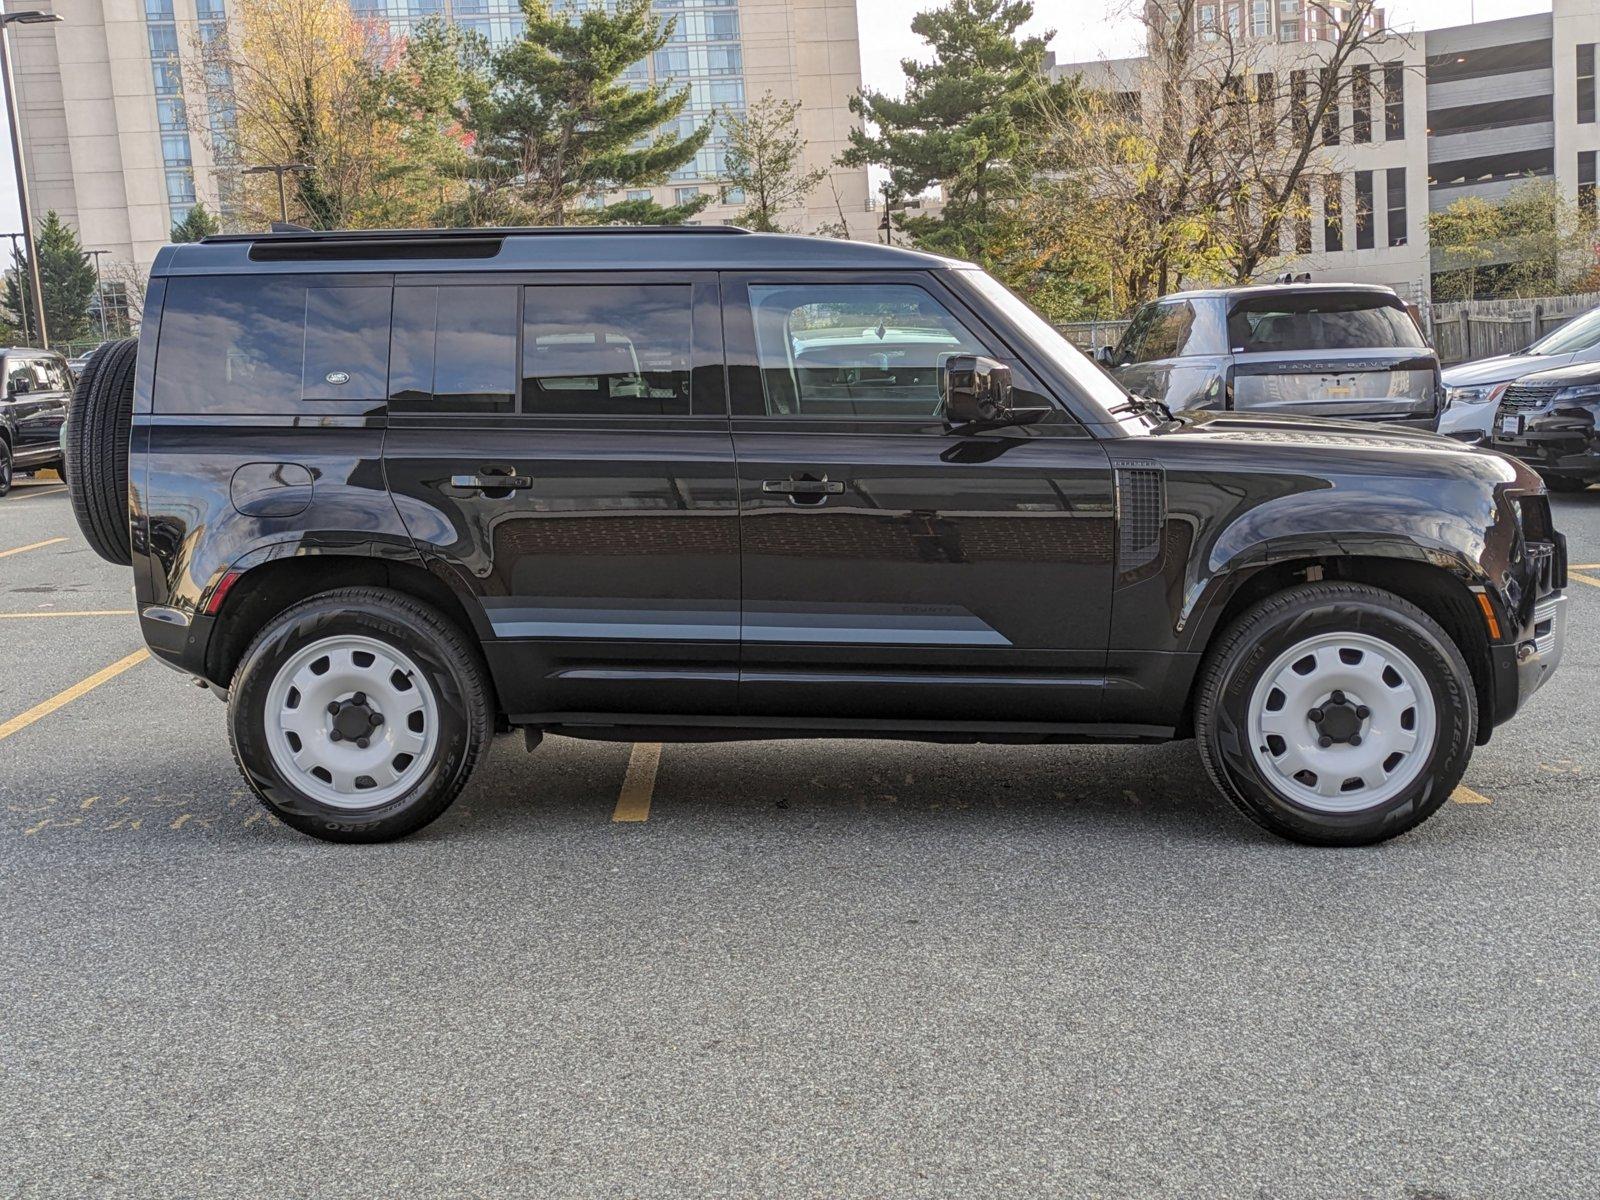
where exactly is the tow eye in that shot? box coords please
[1308,689,1371,749]
[327,692,384,749]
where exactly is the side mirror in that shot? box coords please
[1094,345,1118,367]
[943,354,1014,425]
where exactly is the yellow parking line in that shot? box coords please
[1452,786,1493,805]
[0,610,136,620]
[0,649,150,742]
[9,486,66,502]
[612,742,661,823]
[1572,562,1600,569]
[0,536,66,559]
[1569,571,1600,589]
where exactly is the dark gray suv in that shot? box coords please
[1103,283,1440,427]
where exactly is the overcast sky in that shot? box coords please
[0,0,1555,241]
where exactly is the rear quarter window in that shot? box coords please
[154,276,391,414]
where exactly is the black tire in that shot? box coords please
[64,337,137,565]
[1194,582,1475,847]
[1542,474,1591,494]
[0,439,12,497]
[227,587,493,843]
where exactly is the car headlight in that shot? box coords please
[1444,384,1503,408]
[1553,383,1600,403]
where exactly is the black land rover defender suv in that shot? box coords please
[64,227,1566,846]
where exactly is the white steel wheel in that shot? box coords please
[262,634,441,810]
[1246,631,1438,814]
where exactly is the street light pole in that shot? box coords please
[87,248,108,338]
[0,10,63,349]
[2,231,30,344]
[242,162,310,225]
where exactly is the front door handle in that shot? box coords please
[450,472,532,492]
[762,478,845,497]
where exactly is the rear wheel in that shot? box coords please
[1195,582,1475,846]
[0,440,11,497]
[228,587,493,842]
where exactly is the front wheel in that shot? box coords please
[228,588,493,842]
[1195,582,1476,846]
[0,441,11,497]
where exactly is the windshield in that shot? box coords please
[960,269,1130,414]
[1227,293,1425,352]
[1528,306,1600,355]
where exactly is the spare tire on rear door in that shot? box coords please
[65,337,138,565]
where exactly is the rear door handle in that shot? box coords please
[450,473,532,492]
[762,479,844,495]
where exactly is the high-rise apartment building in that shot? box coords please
[4,0,869,287]
[1058,0,1600,301]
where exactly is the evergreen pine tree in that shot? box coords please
[841,0,1068,256]
[723,92,827,232]
[171,202,222,243]
[1,212,98,346]
[454,0,712,226]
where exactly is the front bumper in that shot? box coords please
[1492,401,1600,476]
[1488,591,1567,731]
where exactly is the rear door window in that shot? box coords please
[1228,293,1425,352]
[522,285,694,416]
[389,285,519,414]
[154,276,392,413]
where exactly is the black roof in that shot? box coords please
[153,226,962,276]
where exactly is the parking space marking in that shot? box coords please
[0,536,66,560]
[612,742,661,823]
[0,609,136,620]
[1568,570,1600,590]
[1452,786,1493,805]
[0,649,150,742]
[8,486,67,502]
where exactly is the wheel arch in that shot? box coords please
[203,548,493,699]
[1178,548,1496,744]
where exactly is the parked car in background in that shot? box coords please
[0,347,73,496]
[1102,283,1440,427]
[1483,359,1600,492]
[1438,302,1600,443]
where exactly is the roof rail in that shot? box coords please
[199,224,753,245]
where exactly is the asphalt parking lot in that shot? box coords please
[2,473,1597,1199]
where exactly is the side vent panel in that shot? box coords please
[1115,463,1168,584]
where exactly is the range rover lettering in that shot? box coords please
[64,227,1565,846]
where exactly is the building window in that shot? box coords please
[1384,62,1405,140]
[1324,174,1344,252]
[1255,72,1275,147]
[626,189,653,202]
[1278,0,1300,42]
[1293,178,1312,254]
[1249,0,1269,37]
[1580,44,1596,124]
[1386,167,1407,246]
[1355,170,1374,250]
[1319,67,1339,145]
[1290,70,1308,139]
[674,186,702,205]
[1581,151,1597,223]
[1352,64,1371,143]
